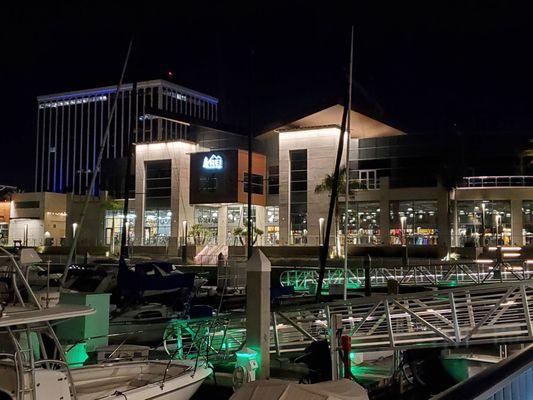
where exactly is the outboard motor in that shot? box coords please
[297,340,332,383]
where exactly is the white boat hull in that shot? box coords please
[70,360,211,400]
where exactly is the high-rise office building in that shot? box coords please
[35,79,218,195]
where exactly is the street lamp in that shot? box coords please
[72,222,78,262]
[182,220,188,246]
[495,214,502,245]
[318,217,325,246]
[481,202,486,246]
[125,221,130,246]
[400,216,407,245]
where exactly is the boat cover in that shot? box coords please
[230,379,369,400]
[117,258,195,298]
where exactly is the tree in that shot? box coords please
[314,167,363,255]
[232,222,264,246]
[189,224,211,245]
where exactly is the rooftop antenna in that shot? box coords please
[61,40,133,286]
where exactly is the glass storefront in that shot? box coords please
[0,223,8,246]
[265,206,279,245]
[523,201,533,245]
[226,205,257,245]
[390,200,438,245]
[339,202,380,245]
[144,160,172,246]
[144,210,171,246]
[104,210,136,249]
[456,200,511,246]
[194,206,218,244]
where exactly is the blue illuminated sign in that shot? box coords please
[203,154,223,170]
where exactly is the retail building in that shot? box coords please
[29,80,533,252]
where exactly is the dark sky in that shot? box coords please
[2,1,533,190]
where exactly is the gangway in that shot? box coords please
[272,281,533,353]
[279,259,533,290]
[165,281,533,358]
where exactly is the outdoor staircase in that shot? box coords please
[194,244,228,265]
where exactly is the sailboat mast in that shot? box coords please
[61,40,133,285]
[343,27,355,300]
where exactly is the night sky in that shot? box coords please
[2,1,533,190]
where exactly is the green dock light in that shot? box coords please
[66,342,89,368]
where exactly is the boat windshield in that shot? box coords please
[68,275,103,292]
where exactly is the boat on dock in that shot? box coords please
[0,247,212,400]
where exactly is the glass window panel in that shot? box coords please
[523,201,533,245]
[290,150,307,244]
[339,202,380,245]
[456,200,511,246]
[389,200,438,245]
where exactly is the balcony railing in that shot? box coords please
[461,176,533,188]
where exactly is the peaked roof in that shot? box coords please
[271,104,404,138]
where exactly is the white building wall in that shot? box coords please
[9,192,67,247]
[279,127,346,245]
[8,219,44,246]
[134,141,206,248]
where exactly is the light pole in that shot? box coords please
[318,217,325,246]
[400,216,407,245]
[72,222,78,263]
[182,220,188,263]
[496,214,502,246]
[481,202,486,246]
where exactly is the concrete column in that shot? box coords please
[246,249,271,379]
[168,160,181,253]
[452,198,458,247]
[437,186,450,250]
[134,160,145,246]
[511,199,523,245]
[379,177,390,245]
[255,205,266,246]
[217,205,228,245]
[177,153,194,247]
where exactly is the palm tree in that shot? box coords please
[190,224,211,245]
[232,222,264,245]
[314,167,363,255]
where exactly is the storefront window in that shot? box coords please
[194,206,218,244]
[523,201,533,245]
[265,206,280,245]
[456,200,511,246]
[227,206,242,226]
[144,210,171,246]
[104,210,136,248]
[226,205,257,245]
[0,223,8,246]
[339,202,380,245]
[195,207,218,225]
[390,200,438,245]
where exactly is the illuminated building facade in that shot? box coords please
[35,79,218,195]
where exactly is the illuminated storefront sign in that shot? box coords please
[203,154,223,170]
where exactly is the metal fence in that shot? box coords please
[169,281,533,359]
[279,260,533,290]
[461,176,533,188]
